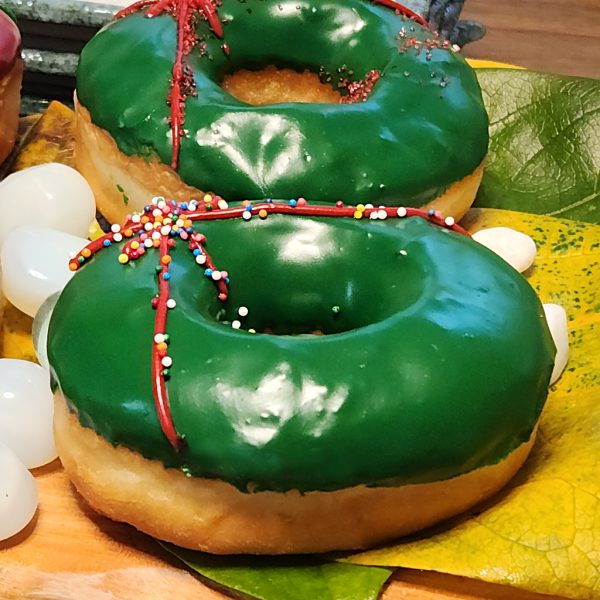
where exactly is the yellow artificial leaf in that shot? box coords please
[9,101,75,173]
[468,59,524,70]
[0,299,36,361]
[348,208,600,600]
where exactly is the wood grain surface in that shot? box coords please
[0,461,564,600]
[463,0,600,79]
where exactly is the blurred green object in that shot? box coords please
[0,4,17,21]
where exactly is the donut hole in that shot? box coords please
[217,263,425,336]
[182,218,427,336]
[221,66,341,105]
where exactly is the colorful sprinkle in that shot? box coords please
[69,197,468,452]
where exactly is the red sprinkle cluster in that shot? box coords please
[341,70,382,104]
[70,198,467,450]
[398,32,452,60]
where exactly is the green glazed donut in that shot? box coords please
[48,209,555,494]
[76,0,488,206]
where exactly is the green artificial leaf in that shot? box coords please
[475,69,600,224]
[0,4,17,22]
[161,543,392,600]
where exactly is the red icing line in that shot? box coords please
[114,0,154,19]
[185,202,469,236]
[168,0,190,170]
[151,235,182,450]
[188,233,229,301]
[196,0,223,38]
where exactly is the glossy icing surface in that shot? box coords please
[48,215,555,492]
[0,9,20,76]
[76,0,489,205]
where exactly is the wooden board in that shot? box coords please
[0,460,563,600]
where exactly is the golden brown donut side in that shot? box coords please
[75,100,485,225]
[55,393,535,555]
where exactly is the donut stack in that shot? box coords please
[46,0,557,555]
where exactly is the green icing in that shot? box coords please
[47,215,555,493]
[76,0,488,205]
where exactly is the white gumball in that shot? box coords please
[0,163,95,247]
[0,441,38,541]
[472,227,537,273]
[1,226,88,317]
[0,359,56,468]
[32,292,60,371]
[543,304,569,384]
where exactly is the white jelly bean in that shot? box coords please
[1,226,88,317]
[32,292,60,371]
[472,227,537,273]
[0,163,95,247]
[0,441,38,541]
[0,359,56,469]
[543,304,569,384]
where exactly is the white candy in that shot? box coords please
[0,359,56,469]
[0,163,95,247]
[543,304,570,384]
[472,227,537,273]
[32,292,60,370]
[0,442,38,541]
[1,226,88,317]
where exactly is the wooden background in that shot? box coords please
[462,0,600,79]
